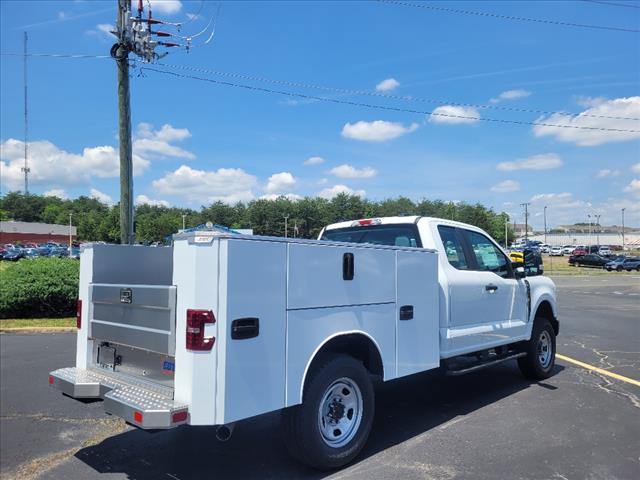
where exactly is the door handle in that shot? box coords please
[485,284,498,293]
[399,305,414,321]
[231,318,259,340]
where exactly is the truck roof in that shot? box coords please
[323,216,481,232]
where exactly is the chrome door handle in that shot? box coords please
[485,284,498,292]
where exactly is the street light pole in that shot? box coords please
[505,216,508,249]
[181,214,187,231]
[543,206,547,245]
[622,208,626,251]
[595,214,601,246]
[284,215,289,238]
[68,212,73,257]
[587,214,592,251]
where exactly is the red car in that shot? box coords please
[572,248,587,256]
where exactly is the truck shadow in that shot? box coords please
[75,363,564,479]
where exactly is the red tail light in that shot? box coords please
[76,300,82,329]
[186,309,216,351]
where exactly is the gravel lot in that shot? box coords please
[1,275,638,480]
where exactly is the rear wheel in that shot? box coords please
[616,266,623,272]
[518,318,556,380]
[282,354,374,470]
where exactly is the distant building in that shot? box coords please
[0,221,76,244]
[513,223,533,236]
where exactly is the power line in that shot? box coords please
[153,61,640,122]
[140,66,640,133]
[377,0,640,33]
[580,0,640,9]
[0,52,112,59]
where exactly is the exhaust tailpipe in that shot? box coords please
[216,423,235,442]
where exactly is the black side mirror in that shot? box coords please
[514,266,526,279]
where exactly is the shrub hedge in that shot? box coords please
[0,258,79,318]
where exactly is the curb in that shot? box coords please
[0,327,76,334]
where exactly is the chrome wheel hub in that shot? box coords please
[318,378,363,448]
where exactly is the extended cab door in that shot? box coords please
[437,225,527,356]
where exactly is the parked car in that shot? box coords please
[540,244,551,254]
[598,245,612,256]
[571,254,609,268]
[550,246,564,256]
[605,257,640,272]
[561,245,575,255]
[572,247,587,256]
[2,249,25,261]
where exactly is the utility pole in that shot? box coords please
[504,216,508,249]
[22,31,30,194]
[543,206,547,245]
[621,208,626,251]
[520,202,530,243]
[587,214,592,250]
[68,212,73,257]
[181,214,187,231]
[595,214,601,246]
[284,215,289,238]
[115,0,134,245]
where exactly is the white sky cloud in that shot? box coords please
[596,169,619,178]
[260,193,303,201]
[149,0,182,15]
[152,165,257,204]
[329,164,377,179]
[90,188,113,205]
[429,105,480,124]
[86,23,115,41]
[532,96,640,146]
[341,120,418,142]
[623,179,640,195]
[632,163,640,174]
[43,189,68,199]
[318,184,366,199]
[491,180,520,193]
[303,156,324,166]
[376,78,400,92]
[133,123,194,159]
[490,89,531,104]
[497,153,562,171]
[136,195,170,207]
[0,139,149,191]
[265,172,296,194]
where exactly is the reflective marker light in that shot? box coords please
[172,411,188,423]
[134,411,143,423]
[76,299,82,329]
[48,375,54,385]
[186,309,216,351]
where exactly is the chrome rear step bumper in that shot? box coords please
[49,367,188,429]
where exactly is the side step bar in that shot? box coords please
[49,367,188,429]
[445,352,526,376]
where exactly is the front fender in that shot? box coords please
[526,276,558,334]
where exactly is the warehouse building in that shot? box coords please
[0,221,76,244]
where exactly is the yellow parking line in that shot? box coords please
[556,354,640,387]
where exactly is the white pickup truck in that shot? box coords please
[49,216,558,469]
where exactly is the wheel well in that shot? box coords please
[308,333,384,379]
[535,300,558,335]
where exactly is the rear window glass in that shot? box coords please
[321,224,422,248]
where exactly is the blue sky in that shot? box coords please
[1,0,639,229]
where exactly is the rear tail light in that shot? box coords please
[186,309,216,351]
[76,300,82,329]
[351,218,381,227]
[134,411,143,423]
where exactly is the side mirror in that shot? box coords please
[514,266,526,279]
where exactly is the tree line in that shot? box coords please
[0,192,513,244]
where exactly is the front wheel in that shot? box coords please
[282,354,374,470]
[518,318,556,380]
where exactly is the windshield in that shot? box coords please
[321,224,422,248]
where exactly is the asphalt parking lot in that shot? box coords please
[1,276,639,480]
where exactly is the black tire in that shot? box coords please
[616,266,623,272]
[518,318,556,380]
[282,354,374,470]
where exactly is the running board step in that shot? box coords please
[445,352,526,376]
[49,367,188,429]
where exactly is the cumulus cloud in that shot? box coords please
[375,78,400,92]
[265,172,296,194]
[632,163,640,174]
[133,123,194,159]
[260,193,303,201]
[491,180,520,193]
[152,165,257,204]
[86,23,115,41]
[490,89,531,104]
[0,139,149,191]
[43,189,68,199]
[318,184,366,199]
[341,120,418,142]
[624,179,640,194]
[532,96,640,146]
[136,195,170,207]
[429,105,480,124]
[497,153,562,171]
[329,164,377,179]
[596,169,620,178]
[149,0,182,14]
[303,156,324,166]
[90,188,113,205]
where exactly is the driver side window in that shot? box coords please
[466,230,511,278]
